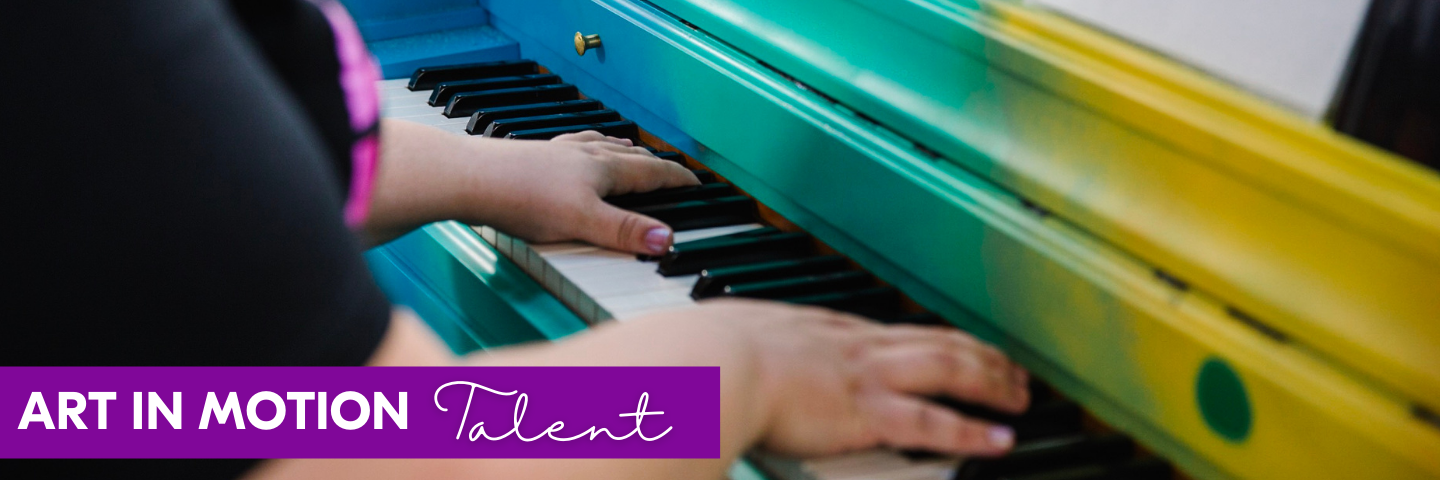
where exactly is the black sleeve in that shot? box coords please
[229,0,370,190]
[0,0,392,381]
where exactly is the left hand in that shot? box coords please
[476,130,701,254]
[369,120,699,253]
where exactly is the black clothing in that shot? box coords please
[1,0,391,477]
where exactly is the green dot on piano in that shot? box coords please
[1196,357,1252,442]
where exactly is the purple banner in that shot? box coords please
[0,367,720,459]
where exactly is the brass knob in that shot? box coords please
[574,32,602,56]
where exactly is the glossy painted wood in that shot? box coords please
[486,0,1440,478]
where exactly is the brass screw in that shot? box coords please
[574,32,603,56]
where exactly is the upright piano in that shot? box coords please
[351,0,1440,478]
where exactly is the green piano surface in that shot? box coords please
[353,0,1440,478]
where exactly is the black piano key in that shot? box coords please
[465,100,604,135]
[428,74,561,107]
[634,195,758,233]
[936,397,1084,442]
[484,110,624,137]
[691,170,717,184]
[657,231,812,277]
[884,312,947,326]
[506,120,641,142]
[606,183,737,210]
[997,458,1171,480]
[780,286,900,319]
[636,226,781,262]
[691,255,849,299]
[652,151,685,164]
[445,84,580,118]
[669,226,780,248]
[1014,402,1085,441]
[722,270,873,300]
[953,434,1136,480]
[408,60,538,91]
[1028,379,1058,404]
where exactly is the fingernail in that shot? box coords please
[644,227,671,255]
[987,426,1015,448]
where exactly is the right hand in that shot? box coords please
[606,300,1032,458]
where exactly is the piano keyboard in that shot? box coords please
[381,60,1176,480]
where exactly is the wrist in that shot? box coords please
[369,120,482,232]
[687,316,777,461]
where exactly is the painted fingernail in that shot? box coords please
[644,227,671,255]
[988,426,1015,448]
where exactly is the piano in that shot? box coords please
[352,0,1440,478]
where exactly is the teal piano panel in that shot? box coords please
[367,223,587,353]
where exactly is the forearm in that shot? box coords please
[363,119,479,245]
[363,121,695,252]
[473,315,771,478]
[249,311,769,480]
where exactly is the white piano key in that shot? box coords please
[542,263,568,294]
[829,463,955,480]
[434,121,471,135]
[399,106,460,119]
[476,226,496,244]
[530,241,594,256]
[381,92,434,109]
[803,452,959,480]
[510,237,529,270]
[558,276,583,309]
[381,90,419,99]
[495,232,514,257]
[378,78,411,90]
[590,271,699,299]
[396,112,466,127]
[599,288,698,320]
[542,248,634,271]
[804,452,916,478]
[387,112,450,122]
[566,264,665,297]
[571,265,696,299]
[382,104,445,118]
[527,247,546,274]
[381,85,430,97]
